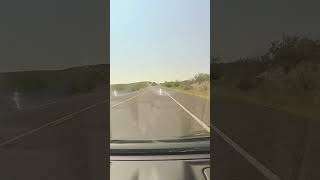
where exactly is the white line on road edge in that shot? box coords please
[111,90,145,108]
[164,91,210,132]
[164,90,280,180]
[213,126,282,180]
[0,99,108,147]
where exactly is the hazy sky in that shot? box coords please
[0,0,106,72]
[2,0,319,74]
[110,0,210,84]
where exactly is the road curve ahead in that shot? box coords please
[110,86,210,140]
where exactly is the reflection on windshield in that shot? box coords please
[110,0,210,143]
[110,78,210,141]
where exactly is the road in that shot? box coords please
[110,86,210,140]
[212,95,319,180]
[0,86,210,179]
[0,88,109,180]
[2,84,315,180]
[110,86,311,180]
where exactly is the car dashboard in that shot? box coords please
[110,153,210,180]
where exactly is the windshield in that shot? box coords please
[110,0,210,148]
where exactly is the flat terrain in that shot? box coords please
[1,84,317,180]
[0,85,210,179]
[111,86,210,140]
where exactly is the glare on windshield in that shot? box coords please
[110,0,210,141]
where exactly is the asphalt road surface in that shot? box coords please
[110,86,210,140]
[0,86,210,180]
[212,95,319,180]
[2,85,315,180]
[0,89,109,180]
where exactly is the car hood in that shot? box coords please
[110,154,210,180]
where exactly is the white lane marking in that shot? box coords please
[164,89,280,180]
[0,99,108,147]
[164,91,210,132]
[213,126,282,180]
[111,90,145,108]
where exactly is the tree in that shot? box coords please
[193,73,210,83]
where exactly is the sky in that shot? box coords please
[2,0,320,74]
[0,0,106,72]
[212,0,320,61]
[110,0,210,84]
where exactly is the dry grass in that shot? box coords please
[173,88,209,99]
[169,81,210,100]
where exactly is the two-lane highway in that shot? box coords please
[110,86,210,140]
[0,86,210,179]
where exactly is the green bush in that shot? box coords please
[173,81,180,87]
[193,73,210,83]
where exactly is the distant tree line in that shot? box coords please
[0,64,109,95]
[211,35,320,92]
[111,82,149,92]
[161,73,210,90]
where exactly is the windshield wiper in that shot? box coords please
[111,140,155,144]
[158,136,209,143]
[110,146,209,156]
[111,136,210,144]
[110,136,210,156]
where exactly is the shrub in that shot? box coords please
[193,73,210,83]
[173,81,180,87]
[183,85,192,90]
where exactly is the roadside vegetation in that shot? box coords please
[0,64,108,96]
[160,73,210,99]
[110,81,150,93]
[212,35,320,120]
